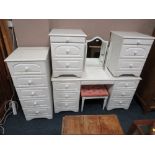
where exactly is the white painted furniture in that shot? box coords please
[106,31,154,77]
[49,29,87,77]
[5,47,53,120]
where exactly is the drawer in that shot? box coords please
[118,59,145,71]
[25,114,52,120]
[16,87,50,99]
[113,80,139,89]
[54,91,79,100]
[20,98,51,108]
[12,75,49,88]
[120,45,151,58]
[111,89,136,98]
[50,36,85,43]
[7,61,48,75]
[23,107,52,116]
[108,98,132,107]
[53,58,83,71]
[123,39,154,45]
[51,43,85,58]
[53,81,80,91]
[54,100,78,108]
[54,106,79,113]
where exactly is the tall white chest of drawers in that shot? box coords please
[5,47,53,120]
[49,29,87,77]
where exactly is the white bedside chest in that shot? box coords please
[49,29,87,77]
[106,31,154,77]
[5,47,53,120]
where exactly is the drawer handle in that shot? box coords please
[137,40,141,45]
[66,49,70,54]
[28,80,32,85]
[129,64,133,68]
[35,111,40,114]
[65,94,69,98]
[31,92,35,96]
[65,84,69,89]
[25,66,29,71]
[65,103,68,106]
[34,101,37,105]
[125,83,129,87]
[134,51,137,56]
[121,93,126,96]
[66,38,70,42]
[65,63,70,68]
[119,101,123,104]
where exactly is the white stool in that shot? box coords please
[80,85,109,112]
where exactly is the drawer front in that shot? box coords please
[16,87,50,99]
[113,80,139,89]
[120,45,151,58]
[7,61,47,75]
[54,106,79,113]
[118,59,145,71]
[50,36,85,43]
[53,81,80,91]
[20,98,51,108]
[51,43,85,58]
[54,91,79,100]
[108,98,132,107]
[23,107,52,116]
[54,100,78,108]
[53,58,83,71]
[111,89,136,98]
[123,39,154,45]
[12,75,49,88]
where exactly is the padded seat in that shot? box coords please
[80,85,109,111]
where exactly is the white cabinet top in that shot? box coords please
[49,29,87,37]
[111,31,155,39]
[5,47,49,62]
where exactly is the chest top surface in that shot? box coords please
[5,47,49,62]
[49,28,87,37]
[111,31,155,39]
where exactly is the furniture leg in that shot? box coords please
[81,97,85,112]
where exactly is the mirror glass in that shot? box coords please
[87,38,102,58]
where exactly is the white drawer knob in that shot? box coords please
[134,51,137,55]
[65,63,70,68]
[28,80,32,85]
[65,94,69,98]
[125,83,129,87]
[31,91,35,96]
[34,101,37,105]
[65,84,69,88]
[119,101,122,104]
[25,66,29,71]
[137,40,141,45]
[121,93,126,96]
[129,64,133,68]
[66,49,70,54]
[35,111,39,114]
[65,103,68,106]
[66,38,70,42]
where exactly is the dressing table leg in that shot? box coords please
[81,98,85,112]
[103,97,108,110]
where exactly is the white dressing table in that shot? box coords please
[51,57,140,113]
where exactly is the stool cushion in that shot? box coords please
[81,85,109,97]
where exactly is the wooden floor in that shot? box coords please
[62,114,124,135]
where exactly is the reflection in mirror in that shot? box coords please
[87,38,102,58]
[86,36,108,68]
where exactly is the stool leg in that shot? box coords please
[81,97,85,112]
[103,97,108,110]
